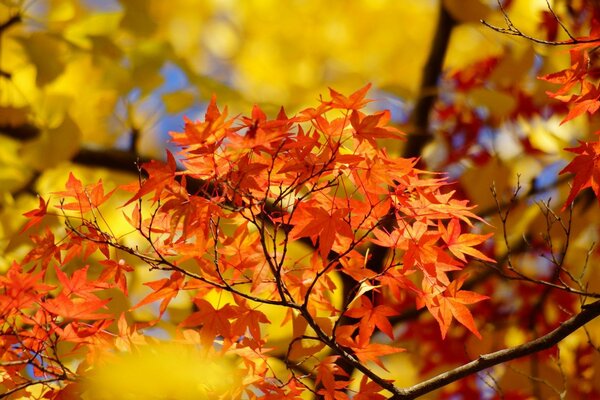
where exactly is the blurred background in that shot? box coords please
[2,0,600,397]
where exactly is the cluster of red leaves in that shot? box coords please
[536,17,600,209]
[540,46,600,124]
[2,86,494,398]
[560,134,600,209]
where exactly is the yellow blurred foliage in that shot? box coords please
[81,342,240,399]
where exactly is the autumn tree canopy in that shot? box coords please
[2,0,600,399]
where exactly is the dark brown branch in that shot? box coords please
[403,2,456,159]
[392,301,600,400]
[481,0,600,46]
[72,147,151,172]
[0,123,39,140]
[390,300,600,399]
[0,14,21,36]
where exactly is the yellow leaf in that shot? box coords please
[82,342,240,399]
[0,137,32,193]
[162,91,195,114]
[16,32,67,86]
[443,0,492,22]
[469,88,516,118]
[0,106,29,127]
[22,114,81,170]
[119,0,158,36]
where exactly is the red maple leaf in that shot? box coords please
[315,356,350,400]
[354,375,387,400]
[327,83,373,110]
[23,228,61,266]
[559,136,600,210]
[349,109,403,145]
[540,49,589,97]
[439,218,494,263]
[54,265,103,300]
[20,196,48,233]
[344,297,396,346]
[180,298,236,347]
[98,259,134,295]
[123,150,178,205]
[131,271,185,317]
[559,81,600,124]
[418,275,488,339]
[53,173,114,213]
[42,294,111,321]
[351,342,404,370]
[230,296,270,341]
[289,205,353,259]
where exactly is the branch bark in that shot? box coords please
[403,1,456,159]
[390,299,600,399]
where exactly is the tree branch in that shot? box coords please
[481,0,600,46]
[403,1,456,159]
[391,299,600,399]
[0,14,21,36]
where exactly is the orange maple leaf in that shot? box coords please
[558,81,600,124]
[289,205,353,259]
[98,259,134,295]
[42,294,111,321]
[336,326,404,371]
[418,275,488,339]
[559,136,600,210]
[181,298,236,347]
[349,109,403,145]
[20,196,48,233]
[344,297,396,346]
[540,49,589,97]
[123,150,178,205]
[327,83,373,110]
[131,271,185,317]
[439,218,494,263]
[53,173,114,213]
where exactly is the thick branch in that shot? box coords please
[391,300,600,399]
[72,148,151,172]
[403,1,456,159]
[0,14,21,36]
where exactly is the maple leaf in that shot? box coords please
[439,219,494,263]
[98,259,134,295]
[42,294,111,320]
[131,271,185,317]
[20,196,48,233]
[54,265,103,300]
[444,276,488,338]
[123,150,178,205]
[61,225,110,263]
[344,297,396,346]
[357,344,403,369]
[53,173,114,213]
[57,319,112,343]
[315,356,350,400]
[354,376,387,400]
[349,109,403,145]
[559,137,600,210]
[558,80,600,124]
[370,227,407,249]
[180,298,236,347]
[230,296,270,341]
[23,228,61,266]
[327,83,372,110]
[169,95,232,150]
[540,49,589,97]
[0,261,54,311]
[289,205,353,259]
[418,276,488,339]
